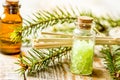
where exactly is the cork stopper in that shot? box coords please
[78,16,93,29]
[6,0,19,5]
[6,0,19,2]
[78,16,93,23]
[3,0,20,7]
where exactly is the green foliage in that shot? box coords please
[10,26,22,43]
[11,7,120,43]
[16,47,71,76]
[101,46,120,80]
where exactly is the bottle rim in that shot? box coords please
[2,1,21,7]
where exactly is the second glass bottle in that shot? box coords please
[70,16,95,75]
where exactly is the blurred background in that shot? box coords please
[0,0,120,18]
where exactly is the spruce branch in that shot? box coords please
[101,46,120,80]
[11,6,120,43]
[16,47,71,75]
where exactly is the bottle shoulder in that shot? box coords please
[73,28,95,36]
[1,13,22,23]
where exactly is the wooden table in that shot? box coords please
[0,47,111,80]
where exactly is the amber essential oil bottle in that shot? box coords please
[0,0,22,54]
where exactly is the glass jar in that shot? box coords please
[70,16,95,75]
[0,0,22,54]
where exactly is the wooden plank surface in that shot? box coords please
[0,47,111,80]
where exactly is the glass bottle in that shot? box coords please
[0,0,22,54]
[70,16,95,75]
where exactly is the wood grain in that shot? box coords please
[0,47,111,80]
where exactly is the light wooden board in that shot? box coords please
[0,47,111,80]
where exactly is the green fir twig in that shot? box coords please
[101,46,120,80]
[16,47,71,76]
[11,7,120,43]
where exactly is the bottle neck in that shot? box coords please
[73,22,94,37]
[4,6,20,14]
[78,23,92,30]
[3,2,20,14]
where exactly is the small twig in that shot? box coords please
[24,73,27,80]
[41,32,73,37]
[33,36,120,49]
